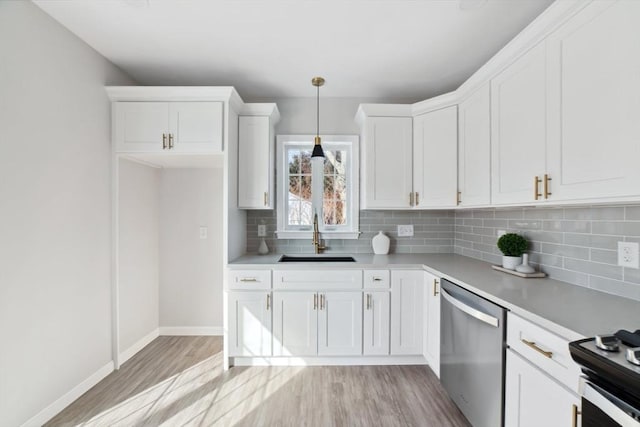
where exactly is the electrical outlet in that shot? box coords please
[199,226,208,239]
[497,230,507,237]
[618,241,639,269]
[397,225,414,237]
[257,224,267,237]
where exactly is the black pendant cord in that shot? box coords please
[316,84,320,139]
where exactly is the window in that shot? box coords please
[276,135,359,239]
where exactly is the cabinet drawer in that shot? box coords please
[507,313,581,393]
[363,270,390,289]
[228,270,272,290]
[273,270,362,290]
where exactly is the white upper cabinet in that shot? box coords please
[360,115,414,209]
[458,84,491,207]
[413,106,458,208]
[546,0,640,202]
[114,101,223,153]
[357,104,458,210]
[238,113,276,209]
[168,102,223,153]
[114,102,169,152]
[491,42,548,205]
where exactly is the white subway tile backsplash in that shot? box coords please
[455,205,640,301]
[247,203,640,301]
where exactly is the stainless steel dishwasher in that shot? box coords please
[440,278,506,427]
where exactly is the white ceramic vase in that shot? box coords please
[516,254,535,273]
[502,255,522,270]
[258,238,269,255]
[372,231,390,255]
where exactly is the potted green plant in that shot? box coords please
[497,233,528,270]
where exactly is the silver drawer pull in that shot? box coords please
[239,278,258,282]
[521,339,553,359]
[373,277,383,282]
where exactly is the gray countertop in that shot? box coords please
[229,253,640,340]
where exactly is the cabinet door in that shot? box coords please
[458,84,491,207]
[272,292,317,356]
[168,102,223,153]
[413,106,458,208]
[424,272,440,377]
[238,116,273,209]
[505,349,580,427]
[390,270,424,355]
[363,291,390,356]
[491,42,548,205]
[546,1,640,201]
[228,291,272,357]
[114,102,168,153]
[361,117,413,209]
[318,292,363,356]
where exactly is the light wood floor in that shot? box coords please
[45,336,470,427]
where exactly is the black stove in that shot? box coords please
[569,330,640,426]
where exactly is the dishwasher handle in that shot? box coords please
[441,288,499,328]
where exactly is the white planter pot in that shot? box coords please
[502,255,522,270]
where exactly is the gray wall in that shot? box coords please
[454,205,640,301]
[160,168,223,329]
[118,159,160,354]
[0,2,135,425]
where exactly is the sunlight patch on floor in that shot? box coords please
[75,353,303,427]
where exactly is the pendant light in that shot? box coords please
[311,76,325,159]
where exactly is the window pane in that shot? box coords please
[288,151,299,174]
[289,176,301,199]
[324,175,335,198]
[300,150,312,174]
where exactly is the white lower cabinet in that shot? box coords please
[228,291,272,357]
[363,291,390,355]
[318,292,363,356]
[505,349,581,427]
[272,292,318,356]
[272,291,362,357]
[423,272,440,377]
[390,270,424,355]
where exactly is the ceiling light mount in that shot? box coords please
[311,76,325,159]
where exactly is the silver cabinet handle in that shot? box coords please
[162,133,167,149]
[266,294,270,310]
[433,279,439,297]
[264,192,268,206]
[320,294,325,310]
[415,192,420,206]
[168,133,174,149]
[373,277,383,282]
[366,294,372,310]
[239,278,258,282]
[441,288,499,328]
[313,293,317,310]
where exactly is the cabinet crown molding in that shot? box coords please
[240,103,281,124]
[105,86,244,111]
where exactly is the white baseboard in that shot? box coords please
[159,326,223,336]
[118,328,159,366]
[231,355,428,367]
[21,361,114,427]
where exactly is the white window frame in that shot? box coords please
[276,135,360,240]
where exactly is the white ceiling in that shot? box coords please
[34,0,554,102]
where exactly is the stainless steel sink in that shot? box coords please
[278,255,356,263]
